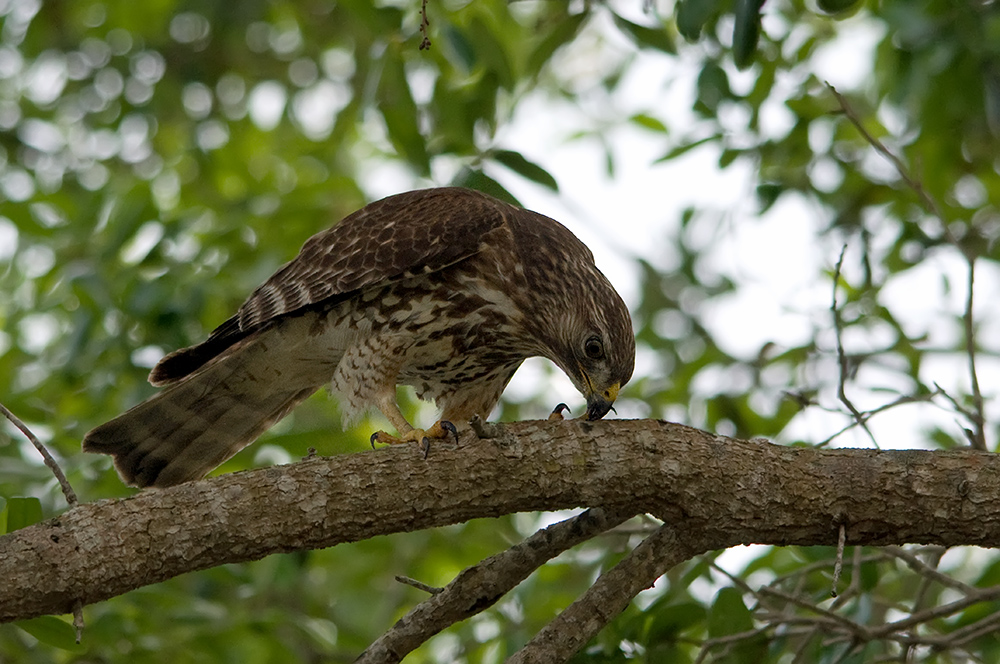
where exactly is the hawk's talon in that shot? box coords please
[439,420,458,444]
[420,437,431,458]
[371,430,404,447]
[548,403,570,421]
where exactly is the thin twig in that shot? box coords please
[898,545,946,664]
[934,382,978,421]
[695,625,773,664]
[884,546,972,595]
[945,609,1000,647]
[829,545,866,612]
[831,246,880,448]
[870,584,1000,638]
[758,585,871,640]
[418,0,431,50]
[831,524,846,597]
[394,576,442,595]
[72,601,84,644]
[815,391,940,448]
[827,83,947,225]
[0,402,77,507]
[963,257,987,450]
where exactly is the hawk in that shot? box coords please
[83,187,635,487]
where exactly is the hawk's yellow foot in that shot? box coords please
[370,420,459,458]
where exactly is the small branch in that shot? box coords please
[418,0,431,50]
[394,576,442,595]
[831,523,846,597]
[830,246,879,448]
[507,524,733,663]
[869,583,1000,638]
[945,609,1000,647]
[829,545,865,611]
[358,506,636,663]
[0,402,77,507]
[826,83,947,225]
[72,601,84,644]
[759,585,872,641]
[884,546,972,596]
[816,391,939,448]
[963,257,986,450]
[696,625,774,664]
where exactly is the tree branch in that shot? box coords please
[0,402,78,507]
[3,419,1000,625]
[508,522,731,663]
[358,506,635,663]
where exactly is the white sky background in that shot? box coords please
[359,6,1000,456]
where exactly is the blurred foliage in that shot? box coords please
[1,0,1000,661]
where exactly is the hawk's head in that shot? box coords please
[556,270,635,421]
[507,205,636,421]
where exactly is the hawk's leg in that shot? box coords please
[370,393,458,457]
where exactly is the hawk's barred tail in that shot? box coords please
[83,383,317,487]
[83,317,334,487]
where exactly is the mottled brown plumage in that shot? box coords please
[83,187,635,487]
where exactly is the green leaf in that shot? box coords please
[709,588,753,637]
[612,14,675,54]
[756,183,783,211]
[377,45,430,176]
[4,496,43,532]
[655,135,719,163]
[709,588,767,663]
[467,16,516,90]
[719,148,743,168]
[492,150,559,191]
[645,601,707,644]
[732,0,764,70]
[452,168,522,206]
[676,0,721,41]
[527,11,589,77]
[444,26,477,71]
[630,113,669,133]
[816,0,863,15]
[697,63,732,114]
[15,616,84,652]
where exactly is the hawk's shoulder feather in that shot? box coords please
[150,187,512,385]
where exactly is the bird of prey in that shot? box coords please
[83,187,635,488]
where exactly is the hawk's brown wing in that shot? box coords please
[150,187,511,385]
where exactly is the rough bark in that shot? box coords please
[358,506,636,663]
[1,419,996,623]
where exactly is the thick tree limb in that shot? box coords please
[358,506,635,663]
[2,419,999,624]
[508,522,733,663]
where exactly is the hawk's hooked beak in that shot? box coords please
[586,382,620,421]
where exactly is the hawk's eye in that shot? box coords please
[584,337,604,360]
